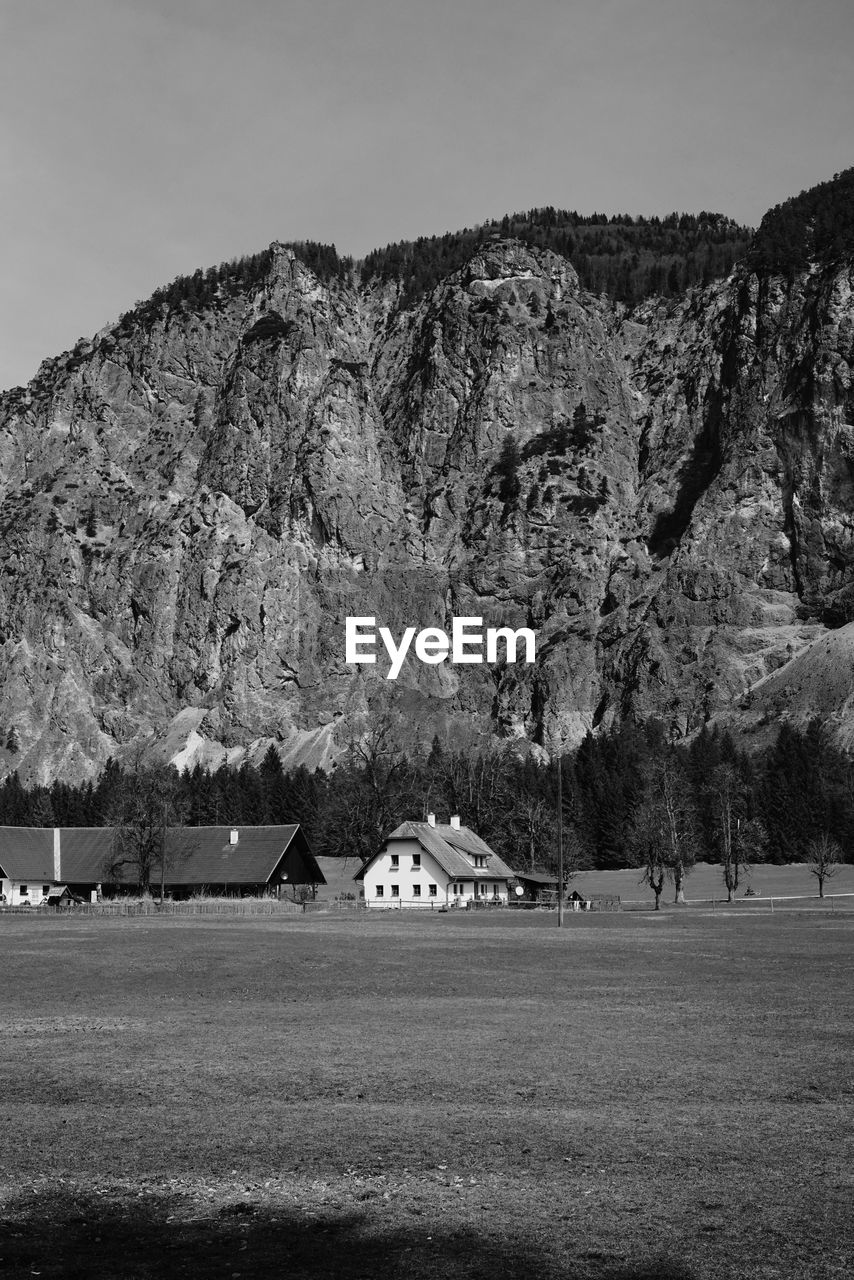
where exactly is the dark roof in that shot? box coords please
[60,829,114,881]
[159,825,324,886]
[513,870,558,887]
[357,821,514,881]
[0,827,55,879]
[0,825,326,888]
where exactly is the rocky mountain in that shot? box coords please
[2,176,854,783]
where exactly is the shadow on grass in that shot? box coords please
[0,1191,699,1280]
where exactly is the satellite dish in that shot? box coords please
[515,885,524,897]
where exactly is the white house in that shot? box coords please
[357,814,514,908]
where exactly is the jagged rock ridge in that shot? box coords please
[1,207,853,781]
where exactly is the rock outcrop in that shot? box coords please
[1,233,853,782]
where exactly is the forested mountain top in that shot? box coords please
[10,171,854,406]
[112,205,750,331]
[116,241,356,333]
[1,205,751,403]
[362,207,750,306]
[747,167,854,276]
[95,170,854,336]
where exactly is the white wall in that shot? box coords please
[363,838,449,909]
[2,879,52,906]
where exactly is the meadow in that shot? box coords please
[0,909,851,1279]
[315,855,854,907]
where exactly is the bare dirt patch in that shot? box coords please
[2,1015,137,1037]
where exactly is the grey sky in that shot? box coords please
[1,0,852,390]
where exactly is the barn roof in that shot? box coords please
[0,825,325,887]
[356,821,514,881]
[157,825,324,886]
[513,870,557,886]
[0,827,55,880]
[60,829,114,881]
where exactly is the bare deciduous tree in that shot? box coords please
[429,732,509,843]
[103,766,187,894]
[659,758,697,904]
[628,757,697,907]
[509,793,556,871]
[321,709,417,862]
[807,832,842,898]
[708,764,765,901]
[628,797,668,911]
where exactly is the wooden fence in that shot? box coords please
[0,896,366,919]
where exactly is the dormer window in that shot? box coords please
[472,855,487,869]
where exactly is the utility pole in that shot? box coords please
[160,799,167,903]
[557,751,564,928]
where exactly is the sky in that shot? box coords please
[1,0,852,390]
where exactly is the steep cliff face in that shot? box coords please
[1,236,853,782]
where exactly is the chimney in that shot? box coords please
[230,829,239,845]
[450,814,460,831]
[427,812,436,828]
[53,828,61,881]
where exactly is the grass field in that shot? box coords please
[1,910,852,1279]
[314,858,854,906]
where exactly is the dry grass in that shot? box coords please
[0,910,851,1278]
[570,860,854,905]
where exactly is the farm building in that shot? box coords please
[44,885,82,908]
[0,827,58,905]
[0,824,324,900]
[356,814,514,908]
[512,872,590,908]
[512,869,560,902]
[510,873,621,911]
[142,826,325,897]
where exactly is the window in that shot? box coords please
[413,884,421,897]
[43,885,50,894]
[390,854,399,868]
[472,855,487,868]
[429,884,437,897]
[412,853,421,868]
[19,885,27,895]
[376,885,384,897]
[391,885,399,898]
[479,883,487,896]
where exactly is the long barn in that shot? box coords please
[0,824,325,902]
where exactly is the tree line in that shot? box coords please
[0,718,849,898]
[114,207,752,346]
[362,207,751,307]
